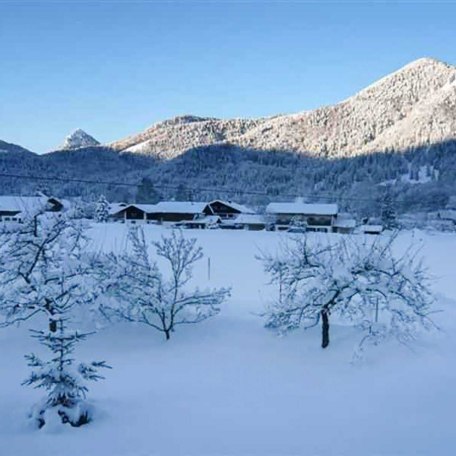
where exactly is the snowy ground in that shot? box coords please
[1,225,456,456]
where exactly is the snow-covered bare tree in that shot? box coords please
[259,235,435,356]
[101,228,230,340]
[95,194,110,222]
[0,211,109,428]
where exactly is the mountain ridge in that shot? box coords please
[108,57,456,159]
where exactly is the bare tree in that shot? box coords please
[101,228,230,340]
[259,234,435,355]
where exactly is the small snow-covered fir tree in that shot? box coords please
[0,211,109,428]
[259,234,435,357]
[23,323,110,428]
[101,228,230,340]
[95,194,110,222]
[380,187,398,230]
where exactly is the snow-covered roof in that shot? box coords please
[209,200,255,214]
[266,203,338,216]
[0,196,58,215]
[362,225,383,233]
[108,203,128,215]
[148,201,208,214]
[133,204,164,213]
[109,201,255,216]
[223,214,266,225]
[333,213,356,229]
[179,215,220,225]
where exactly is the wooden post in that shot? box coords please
[208,257,211,282]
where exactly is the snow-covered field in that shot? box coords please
[1,225,456,456]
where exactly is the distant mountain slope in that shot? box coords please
[109,115,265,159]
[0,139,35,155]
[109,58,456,159]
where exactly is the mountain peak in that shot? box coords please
[406,56,449,68]
[60,129,100,150]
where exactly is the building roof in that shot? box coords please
[147,201,208,214]
[266,202,338,216]
[108,203,128,215]
[209,200,255,214]
[333,213,357,229]
[362,224,383,233]
[110,200,255,216]
[0,196,59,216]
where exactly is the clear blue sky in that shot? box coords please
[1,0,456,153]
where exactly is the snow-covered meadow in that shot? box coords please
[1,224,456,456]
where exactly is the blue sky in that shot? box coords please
[1,0,456,152]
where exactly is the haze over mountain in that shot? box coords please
[109,58,456,159]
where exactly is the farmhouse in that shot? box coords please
[109,200,255,226]
[266,202,339,232]
[0,195,65,223]
[148,202,209,223]
[208,200,255,219]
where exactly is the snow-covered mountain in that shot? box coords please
[109,58,456,159]
[0,139,35,155]
[1,57,456,218]
[59,129,100,150]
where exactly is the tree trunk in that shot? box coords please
[321,309,330,349]
[164,329,171,340]
[49,319,57,333]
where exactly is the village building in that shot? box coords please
[208,200,254,219]
[266,202,339,232]
[332,213,357,234]
[0,195,66,223]
[109,200,255,227]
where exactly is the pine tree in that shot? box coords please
[0,211,109,428]
[95,194,110,222]
[136,177,161,203]
[23,321,110,428]
[174,183,192,201]
[380,187,398,230]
